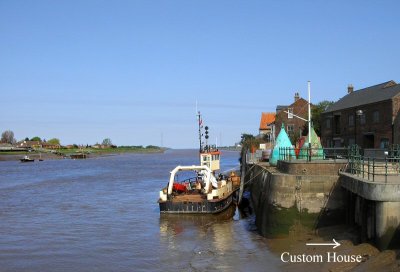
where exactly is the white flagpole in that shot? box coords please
[308,81,311,147]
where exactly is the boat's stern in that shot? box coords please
[206,179,233,200]
[159,188,167,202]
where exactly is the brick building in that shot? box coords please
[274,93,312,141]
[321,80,400,148]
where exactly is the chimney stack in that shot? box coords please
[294,92,300,102]
[348,84,354,94]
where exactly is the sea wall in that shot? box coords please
[247,163,346,237]
[341,172,400,249]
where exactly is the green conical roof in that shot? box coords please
[299,124,324,160]
[270,124,296,166]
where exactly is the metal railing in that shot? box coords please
[245,144,400,182]
[278,147,348,162]
[347,155,400,182]
[344,144,400,182]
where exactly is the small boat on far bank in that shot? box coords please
[20,155,34,162]
[70,153,87,159]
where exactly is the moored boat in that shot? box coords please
[158,112,238,214]
[70,153,87,159]
[20,155,34,162]
[158,164,235,214]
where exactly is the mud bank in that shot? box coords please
[266,224,400,271]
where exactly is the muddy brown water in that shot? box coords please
[0,150,281,272]
[1,149,398,271]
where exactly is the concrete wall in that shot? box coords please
[340,172,400,201]
[248,164,346,238]
[277,160,347,175]
[341,173,400,249]
[247,161,400,249]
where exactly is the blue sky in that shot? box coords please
[1,1,399,148]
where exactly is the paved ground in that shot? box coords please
[348,173,400,183]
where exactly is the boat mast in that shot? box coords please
[198,111,202,152]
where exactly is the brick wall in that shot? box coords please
[275,98,311,140]
[322,100,395,148]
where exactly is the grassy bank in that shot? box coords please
[58,146,166,156]
[0,146,167,161]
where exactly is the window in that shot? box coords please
[360,114,366,125]
[348,114,354,126]
[380,138,389,149]
[287,124,294,134]
[334,115,341,135]
[373,110,380,123]
[326,118,331,129]
[287,108,293,119]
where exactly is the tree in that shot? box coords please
[47,138,60,145]
[310,100,334,136]
[1,130,16,144]
[30,136,42,142]
[24,137,29,141]
[240,133,256,145]
[102,138,112,146]
[301,100,334,137]
[240,133,261,153]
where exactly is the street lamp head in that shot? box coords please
[356,110,363,116]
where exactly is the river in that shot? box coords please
[0,149,281,272]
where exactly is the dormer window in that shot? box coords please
[287,108,293,119]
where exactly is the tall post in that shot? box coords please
[308,81,312,161]
[308,81,311,148]
[355,110,357,146]
[198,111,202,152]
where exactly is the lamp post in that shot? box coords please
[355,109,363,147]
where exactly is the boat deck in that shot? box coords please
[171,194,205,203]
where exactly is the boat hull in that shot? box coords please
[20,159,34,162]
[159,194,234,214]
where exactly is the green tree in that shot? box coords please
[30,136,42,142]
[146,145,159,149]
[301,100,334,137]
[240,133,261,153]
[102,138,112,146]
[47,138,60,145]
[240,133,255,145]
[1,130,16,144]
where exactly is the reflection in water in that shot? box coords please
[159,205,280,271]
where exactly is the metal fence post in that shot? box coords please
[373,158,375,182]
[361,157,365,178]
[385,156,388,183]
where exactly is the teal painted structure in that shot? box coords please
[298,125,324,160]
[270,124,295,166]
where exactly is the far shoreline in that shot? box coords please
[0,147,167,162]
